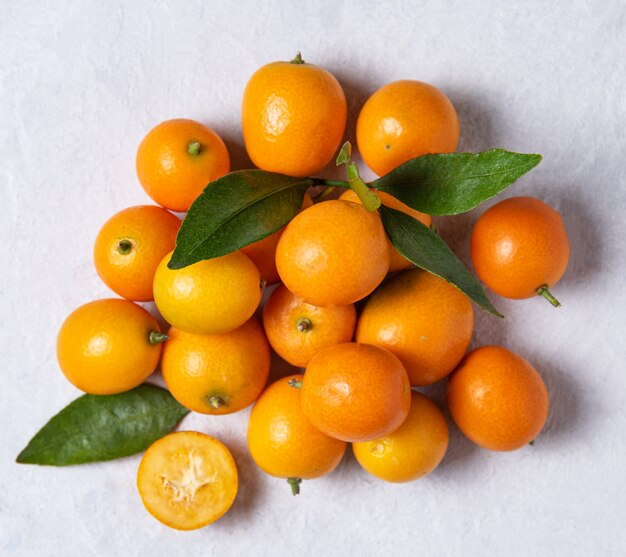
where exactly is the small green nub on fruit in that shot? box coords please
[296,318,312,333]
[290,52,305,65]
[148,331,169,345]
[117,239,133,255]
[207,395,225,410]
[187,141,202,156]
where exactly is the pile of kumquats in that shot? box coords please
[17,53,569,531]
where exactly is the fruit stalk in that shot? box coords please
[148,331,169,345]
[187,141,202,156]
[536,285,561,307]
[336,142,381,212]
[207,396,225,410]
[296,318,312,332]
[117,239,133,254]
[287,477,302,495]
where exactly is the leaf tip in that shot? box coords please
[15,448,32,464]
[483,300,505,319]
[166,253,186,270]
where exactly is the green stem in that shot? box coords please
[536,285,561,308]
[287,378,302,389]
[335,141,381,211]
[296,317,312,332]
[311,179,350,188]
[290,52,304,64]
[187,141,202,156]
[346,162,381,211]
[287,477,302,495]
[207,395,225,410]
[148,331,169,345]
[117,239,133,255]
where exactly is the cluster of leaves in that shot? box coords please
[17,147,540,466]
[170,148,541,317]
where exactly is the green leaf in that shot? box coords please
[16,384,189,466]
[379,206,503,317]
[169,170,313,269]
[372,149,542,215]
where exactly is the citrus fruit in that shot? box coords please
[241,193,313,285]
[136,118,230,212]
[262,284,356,368]
[300,343,411,442]
[153,250,261,335]
[57,299,164,395]
[357,80,459,176]
[247,374,347,494]
[339,189,432,272]
[275,200,390,306]
[353,391,448,483]
[447,346,550,451]
[356,268,473,386]
[161,317,270,414]
[241,53,347,177]
[93,205,181,301]
[137,431,238,530]
[470,196,570,305]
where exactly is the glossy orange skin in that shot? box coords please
[137,431,238,530]
[57,299,162,395]
[247,374,347,481]
[356,269,473,386]
[301,343,411,442]
[353,391,449,483]
[470,197,570,299]
[447,346,550,451]
[357,80,459,176]
[161,317,270,414]
[136,119,230,212]
[242,59,347,177]
[241,194,313,285]
[262,284,356,368]
[153,250,262,335]
[93,205,180,301]
[276,200,390,307]
[339,189,432,272]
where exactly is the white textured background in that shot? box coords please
[2,1,626,555]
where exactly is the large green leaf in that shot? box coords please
[169,170,312,269]
[379,206,502,317]
[16,384,189,466]
[372,149,541,215]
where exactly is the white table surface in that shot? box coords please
[2,1,626,555]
